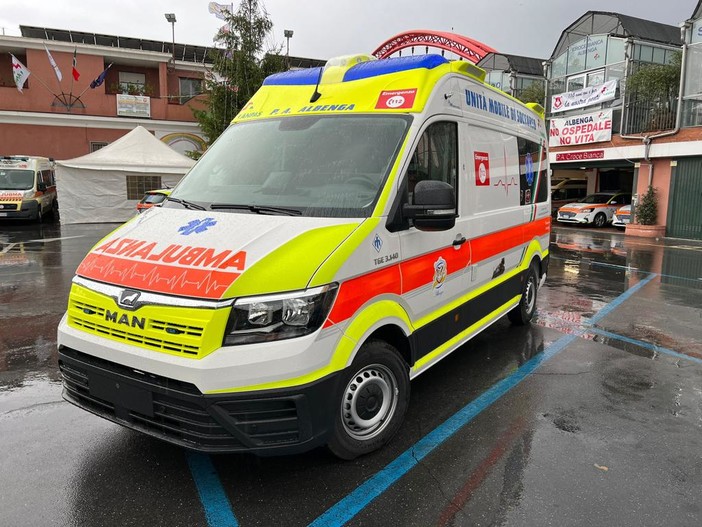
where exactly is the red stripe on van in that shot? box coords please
[324,218,549,327]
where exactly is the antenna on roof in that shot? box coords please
[309,66,323,103]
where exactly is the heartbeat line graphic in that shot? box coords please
[78,255,239,297]
[493,176,519,196]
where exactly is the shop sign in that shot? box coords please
[116,94,151,118]
[551,80,617,113]
[555,150,605,162]
[549,109,612,147]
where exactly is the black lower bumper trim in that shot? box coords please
[58,346,342,455]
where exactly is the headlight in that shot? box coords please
[581,208,594,213]
[223,284,338,345]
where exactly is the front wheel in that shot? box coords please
[593,212,607,228]
[327,340,409,460]
[508,262,539,325]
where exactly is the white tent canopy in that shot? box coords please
[55,126,195,224]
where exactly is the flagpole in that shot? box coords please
[69,49,76,99]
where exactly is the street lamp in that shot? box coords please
[165,13,177,70]
[284,29,293,68]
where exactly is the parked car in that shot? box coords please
[136,188,171,213]
[551,178,587,217]
[556,192,631,227]
[611,204,632,230]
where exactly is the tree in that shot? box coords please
[193,0,285,147]
[517,81,545,106]
[625,52,682,132]
[636,185,658,225]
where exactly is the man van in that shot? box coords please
[57,53,550,458]
[0,156,58,221]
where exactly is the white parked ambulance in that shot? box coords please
[57,53,550,458]
[0,156,58,221]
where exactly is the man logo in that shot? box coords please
[119,289,141,308]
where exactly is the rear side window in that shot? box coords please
[517,138,548,204]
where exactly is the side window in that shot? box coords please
[407,121,457,199]
[518,138,548,205]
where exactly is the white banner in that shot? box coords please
[549,109,613,147]
[693,19,702,44]
[551,80,617,113]
[116,94,151,118]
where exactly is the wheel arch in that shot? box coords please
[332,299,415,371]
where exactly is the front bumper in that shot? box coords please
[58,345,342,455]
[556,212,591,224]
[0,200,38,220]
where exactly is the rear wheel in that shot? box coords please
[327,340,409,460]
[508,262,539,325]
[593,212,607,228]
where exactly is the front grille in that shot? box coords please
[69,298,204,357]
[0,203,19,210]
[59,348,305,452]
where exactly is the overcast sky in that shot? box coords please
[0,1,696,60]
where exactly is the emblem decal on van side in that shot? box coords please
[474,152,490,186]
[432,257,447,295]
[372,234,383,253]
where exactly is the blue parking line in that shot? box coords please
[309,273,658,527]
[590,327,702,366]
[186,452,239,527]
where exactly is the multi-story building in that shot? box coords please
[0,25,213,159]
[477,52,546,102]
[544,10,702,240]
[671,1,702,240]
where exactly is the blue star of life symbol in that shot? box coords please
[525,153,535,186]
[178,217,217,235]
[372,233,383,253]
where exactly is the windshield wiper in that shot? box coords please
[166,196,207,211]
[210,203,302,216]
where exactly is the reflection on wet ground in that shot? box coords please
[1,222,701,527]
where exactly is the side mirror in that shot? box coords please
[37,182,47,192]
[403,180,457,231]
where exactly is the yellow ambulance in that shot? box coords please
[0,156,58,221]
[57,54,550,458]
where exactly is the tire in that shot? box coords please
[508,262,539,326]
[327,339,409,460]
[51,199,59,221]
[593,212,606,228]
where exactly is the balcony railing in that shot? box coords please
[621,94,678,135]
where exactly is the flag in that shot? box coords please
[208,2,230,20]
[72,49,80,81]
[90,63,112,89]
[10,54,31,93]
[44,44,62,82]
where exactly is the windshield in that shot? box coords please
[0,169,35,191]
[579,194,613,204]
[170,115,411,217]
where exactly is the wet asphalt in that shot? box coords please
[1,219,701,527]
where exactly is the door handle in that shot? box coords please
[452,236,467,247]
